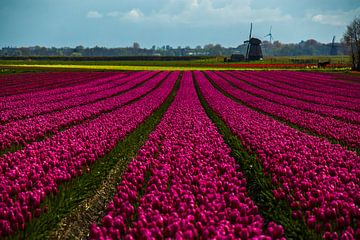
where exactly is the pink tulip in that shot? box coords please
[89,72,283,239]
[0,71,179,238]
[196,70,360,238]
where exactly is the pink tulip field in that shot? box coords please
[0,70,359,239]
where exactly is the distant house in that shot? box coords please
[224,54,245,62]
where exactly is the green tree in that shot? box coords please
[132,42,140,49]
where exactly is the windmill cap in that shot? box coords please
[249,38,261,44]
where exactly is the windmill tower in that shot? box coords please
[330,36,337,55]
[243,23,263,60]
[263,26,273,56]
[264,26,273,44]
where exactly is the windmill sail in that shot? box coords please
[245,23,252,59]
[330,36,337,55]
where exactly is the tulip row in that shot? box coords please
[196,71,360,238]
[227,71,360,113]
[247,71,360,105]
[260,71,360,104]
[0,71,170,152]
[0,71,100,88]
[0,71,158,123]
[0,71,178,237]
[206,71,360,148]
[0,71,90,95]
[0,71,131,111]
[215,71,360,124]
[285,71,360,91]
[330,73,360,85]
[90,71,284,239]
[0,71,116,98]
[259,71,360,100]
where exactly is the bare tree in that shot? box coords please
[344,16,360,70]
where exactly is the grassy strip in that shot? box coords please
[0,132,56,157]
[193,73,321,239]
[9,73,181,240]
[0,55,352,66]
[204,71,359,155]
[0,67,55,74]
[0,55,351,66]
[129,122,166,228]
[129,168,152,229]
[0,144,24,157]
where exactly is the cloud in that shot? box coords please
[310,7,360,26]
[115,0,292,26]
[86,10,103,19]
[123,8,143,21]
[162,0,292,26]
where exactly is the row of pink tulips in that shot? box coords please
[227,71,360,112]
[245,71,360,105]
[217,71,360,124]
[1,71,95,95]
[0,71,102,88]
[0,72,131,111]
[196,71,360,238]
[0,71,178,237]
[0,71,171,151]
[0,71,158,123]
[0,72,116,97]
[287,71,360,91]
[206,71,360,148]
[258,71,360,100]
[90,72,284,240]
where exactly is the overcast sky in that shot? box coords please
[1,0,359,48]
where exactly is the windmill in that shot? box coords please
[243,23,263,60]
[330,36,337,55]
[264,26,273,44]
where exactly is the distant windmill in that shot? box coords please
[243,23,263,60]
[330,36,337,55]
[264,26,273,44]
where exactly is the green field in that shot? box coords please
[0,55,352,73]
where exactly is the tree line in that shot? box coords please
[0,39,350,58]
